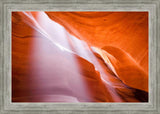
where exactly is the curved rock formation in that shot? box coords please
[12,11,148,102]
[46,11,148,92]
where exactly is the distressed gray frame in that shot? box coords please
[0,0,159,114]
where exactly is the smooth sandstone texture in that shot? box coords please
[12,12,148,102]
[46,12,148,92]
[46,12,148,73]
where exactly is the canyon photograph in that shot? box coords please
[12,11,148,102]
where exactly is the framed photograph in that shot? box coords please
[0,0,160,114]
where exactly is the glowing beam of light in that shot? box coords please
[37,11,123,102]
[28,11,94,102]
[22,11,74,53]
[22,11,124,102]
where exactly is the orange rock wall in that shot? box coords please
[46,12,148,92]
[12,12,148,102]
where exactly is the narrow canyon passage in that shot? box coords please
[12,11,148,102]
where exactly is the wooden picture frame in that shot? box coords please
[0,0,160,114]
